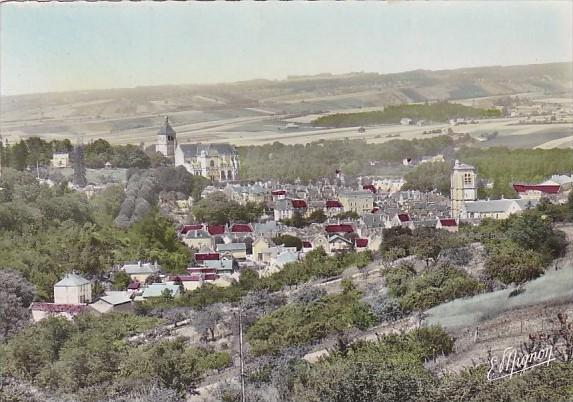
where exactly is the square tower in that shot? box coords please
[156,116,177,159]
[451,160,477,218]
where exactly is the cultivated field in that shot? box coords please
[1,62,571,149]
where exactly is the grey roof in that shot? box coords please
[515,199,538,209]
[204,259,234,271]
[158,117,176,137]
[340,191,374,198]
[178,143,236,157]
[217,243,247,252]
[122,263,160,275]
[142,283,180,298]
[463,199,526,213]
[362,213,389,228]
[254,221,278,234]
[185,230,210,239]
[100,292,132,306]
[55,273,90,287]
[328,234,353,244]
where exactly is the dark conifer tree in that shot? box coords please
[72,144,87,187]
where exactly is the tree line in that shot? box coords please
[238,136,455,182]
[311,101,501,127]
[0,137,164,171]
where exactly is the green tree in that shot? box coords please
[10,141,29,171]
[272,234,303,251]
[112,271,131,290]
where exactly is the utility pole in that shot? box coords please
[238,304,246,402]
[0,134,3,180]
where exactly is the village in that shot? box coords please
[1,3,572,399]
[25,118,573,324]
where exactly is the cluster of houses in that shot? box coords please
[30,157,572,323]
[30,258,236,323]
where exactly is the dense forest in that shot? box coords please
[395,147,573,198]
[0,167,205,299]
[0,138,163,170]
[311,101,501,127]
[457,147,573,198]
[238,136,455,182]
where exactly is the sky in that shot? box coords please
[1,1,572,96]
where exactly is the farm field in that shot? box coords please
[1,62,571,149]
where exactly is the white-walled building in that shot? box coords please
[54,273,92,305]
[51,152,70,168]
[175,143,239,182]
[31,273,92,322]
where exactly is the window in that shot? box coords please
[464,173,473,185]
[210,160,215,168]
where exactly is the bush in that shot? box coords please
[246,285,376,355]
[385,264,484,312]
[485,241,545,284]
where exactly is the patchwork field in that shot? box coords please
[1,62,571,149]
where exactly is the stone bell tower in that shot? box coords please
[156,116,177,160]
[451,160,477,218]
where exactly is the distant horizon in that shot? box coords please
[2,59,572,99]
[1,2,571,97]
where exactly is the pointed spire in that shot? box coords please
[158,115,176,137]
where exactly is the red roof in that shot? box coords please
[127,281,141,290]
[355,238,369,247]
[180,224,203,234]
[272,190,286,196]
[325,224,354,233]
[207,225,226,235]
[231,224,253,233]
[291,199,307,209]
[170,274,202,282]
[31,303,88,314]
[513,184,560,194]
[362,184,377,193]
[204,273,220,281]
[397,213,411,222]
[187,267,218,274]
[326,200,342,208]
[302,241,312,248]
[439,218,457,227]
[195,252,220,261]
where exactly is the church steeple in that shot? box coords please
[156,115,176,159]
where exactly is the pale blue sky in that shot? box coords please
[1,1,571,96]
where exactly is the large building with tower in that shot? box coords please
[155,116,239,182]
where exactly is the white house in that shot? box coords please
[51,152,70,168]
[31,273,92,322]
[54,273,92,305]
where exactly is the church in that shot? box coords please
[155,117,239,182]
